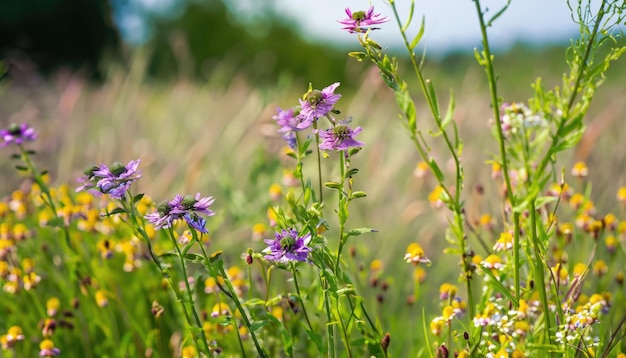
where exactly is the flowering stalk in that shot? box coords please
[166,227,212,355]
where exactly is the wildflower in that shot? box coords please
[571,161,589,179]
[338,6,389,33]
[273,107,304,148]
[316,124,364,151]
[413,266,427,283]
[403,243,431,266]
[39,339,61,357]
[76,160,142,199]
[493,231,514,251]
[210,302,231,318]
[251,222,267,241]
[605,235,617,253]
[145,193,215,233]
[499,102,545,137]
[298,82,341,125]
[618,187,626,207]
[430,316,445,335]
[439,283,458,300]
[478,214,495,231]
[414,161,429,178]
[95,290,108,307]
[47,297,61,317]
[263,228,312,264]
[593,260,608,277]
[428,185,445,209]
[603,213,617,231]
[6,326,24,345]
[182,346,197,358]
[151,300,164,318]
[269,183,282,201]
[482,255,504,271]
[0,123,37,147]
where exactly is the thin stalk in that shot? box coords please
[291,264,314,332]
[168,228,211,355]
[323,276,336,358]
[529,201,553,348]
[471,0,522,302]
[312,120,324,202]
[334,152,347,275]
[195,237,268,358]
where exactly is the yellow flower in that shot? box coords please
[439,283,457,300]
[482,254,503,270]
[6,326,24,342]
[593,260,608,277]
[605,235,618,253]
[493,231,514,251]
[403,243,431,266]
[571,161,588,179]
[617,187,626,207]
[494,347,509,357]
[269,183,282,201]
[492,162,502,179]
[569,193,586,210]
[210,302,230,317]
[442,305,455,320]
[413,266,427,283]
[46,297,61,317]
[95,290,108,307]
[479,214,495,231]
[181,345,197,358]
[370,259,384,273]
[430,317,445,335]
[414,161,429,178]
[251,222,267,241]
[39,339,60,357]
[428,186,445,209]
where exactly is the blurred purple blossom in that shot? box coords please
[0,123,37,147]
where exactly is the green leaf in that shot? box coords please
[409,16,426,49]
[183,253,205,264]
[102,207,127,217]
[304,326,325,354]
[351,191,367,199]
[132,193,145,204]
[324,181,341,190]
[15,165,28,171]
[428,159,445,183]
[441,90,455,130]
[46,216,65,228]
[249,320,269,332]
[347,227,377,237]
[345,168,359,177]
[478,266,519,307]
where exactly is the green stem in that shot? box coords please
[194,236,268,358]
[291,264,314,332]
[322,275,336,358]
[471,0,522,302]
[529,201,553,348]
[167,228,211,355]
[334,152,347,275]
[313,121,324,202]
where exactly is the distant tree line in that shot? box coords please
[0,0,352,85]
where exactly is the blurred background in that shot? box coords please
[1,0,625,335]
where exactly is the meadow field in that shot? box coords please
[1,1,626,357]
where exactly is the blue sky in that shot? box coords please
[113,0,606,55]
[270,0,586,54]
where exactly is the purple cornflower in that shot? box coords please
[76,160,142,199]
[145,193,215,234]
[298,82,341,126]
[264,228,312,264]
[0,123,37,147]
[273,107,303,149]
[316,124,364,151]
[338,6,389,34]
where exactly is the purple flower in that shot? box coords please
[264,228,312,264]
[273,107,304,149]
[298,82,341,126]
[0,123,37,147]
[338,6,389,34]
[145,193,215,233]
[76,160,142,199]
[316,124,364,151]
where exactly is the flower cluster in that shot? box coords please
[498,102,546,137]
[273,82,364,152]
[0,123,37,147]
[76,160,142,200]
[145,193,215,234]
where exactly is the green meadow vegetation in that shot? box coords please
[1,0,626,357]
